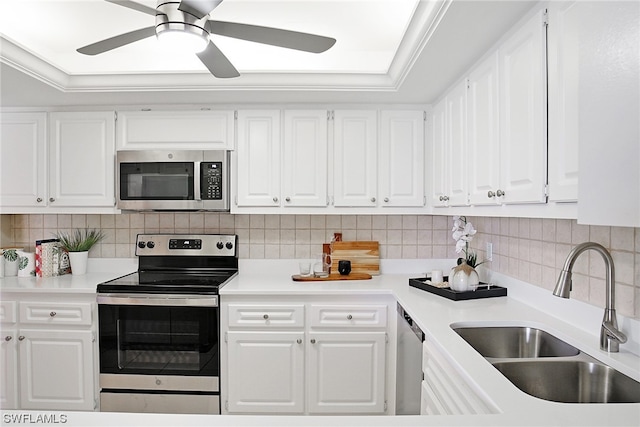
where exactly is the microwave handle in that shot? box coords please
[194,161,202,201]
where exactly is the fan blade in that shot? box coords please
[77,26,156,55]
[196,40,240,78]
[179,0,223,19]
[209,20,336,53]
[105,0,157,16]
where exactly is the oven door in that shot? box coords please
[97,294,219,393]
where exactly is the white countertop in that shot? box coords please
[2,258,639,426]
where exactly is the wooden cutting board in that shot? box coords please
[330,241,380,276]
[292,273,372,281]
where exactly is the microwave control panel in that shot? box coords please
[201,162,223,200]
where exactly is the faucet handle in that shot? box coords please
[602,321,628,344]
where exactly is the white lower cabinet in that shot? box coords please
[421,339,495,415]
[0,296,98,411]
[222,296,393,415]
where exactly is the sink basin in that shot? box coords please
[493,361,640,403]
[453,326,580,358]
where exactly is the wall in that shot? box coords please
[4,213,639,320]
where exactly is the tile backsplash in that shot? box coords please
[4,213,639,319]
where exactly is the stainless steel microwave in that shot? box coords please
[116,150,230,211]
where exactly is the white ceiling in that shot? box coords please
[0,0,538,107]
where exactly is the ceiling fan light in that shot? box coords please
[157,30,208,53]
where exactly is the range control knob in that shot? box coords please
[146,241,155,249]
[216,241,224,250]
[225,242,234,250]
[138,241,146,249]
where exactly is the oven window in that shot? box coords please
[120,162,194,200]
[99,305,218,376]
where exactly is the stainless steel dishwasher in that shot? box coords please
[396,302,424,415]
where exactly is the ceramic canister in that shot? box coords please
[17,250,36,277]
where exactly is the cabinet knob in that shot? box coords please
[273,197,278,203]
[384,197,389,203]
[487,191,496,198]
[370,197,376,203]
[285,197,291,202]
[263,314,269,320]
[439,196,444,202]
[50,311,57,317]
[156,379,162,386]
[310,338,316,344]
[4,336,12,341]
[49,197,55,203]
[347,314,353,320]
[496,189,505,197]
[18,336,25,341]
[296,339,302,344]
[36,197,43,203]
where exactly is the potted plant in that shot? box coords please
[450,216,486,292]
[54,229,105,275]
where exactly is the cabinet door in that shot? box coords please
[226,331,304,414]
[573,1,639,226]
[282,110,328,207]
[0,112,47,207]
[0,328,18,409]
[547,1,580,202]
[308,332,386,414]
[446,81,469,206]
[19,329,95,411]
[48,112,115,207]
[117,110,235,150]
[468,52,501,205]
[498,10,548,204]
[379,111,425,207]
[333,110,377,207]
[235,110,281,207]
[429,100,448,207]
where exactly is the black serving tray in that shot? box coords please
[409,277,507,301]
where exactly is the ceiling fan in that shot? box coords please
[77,0,337,78]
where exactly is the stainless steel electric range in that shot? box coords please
[96,234,238,415]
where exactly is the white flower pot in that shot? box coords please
[17,250,35,277]
[449,263,480,292]
[68,251,89,275]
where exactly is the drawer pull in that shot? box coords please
[50,311,57,317]
[263,314,269,320]
[347,314,353,320]
[296,339,302,344]
[18,336,25,341]
[4,336,12,341]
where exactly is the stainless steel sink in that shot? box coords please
[493,361,640,403]
[453,326,580,358]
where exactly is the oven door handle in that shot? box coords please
[97,294,218,307]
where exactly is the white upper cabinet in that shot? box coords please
[379,110,425,207]
[235,110,281,207]
[0,111,116,212]
[498,9,547,204]
[0,112,47,208]
[333,110,378,207]
[547,2,579,202]
[116,110,235,150]
[48,112,115,207]
[570,1,639,227]
[467,52,501,206]
[429,99,448,207]
[446,81,469,206]
[282,110,328,207]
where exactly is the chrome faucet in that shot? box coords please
[554,242,627,352]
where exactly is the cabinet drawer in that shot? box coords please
[228,304,304,328]
[310,304,387,328]
[0,301,17,323]
[19,302,93,326]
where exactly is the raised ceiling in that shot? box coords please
[0,0,537,107]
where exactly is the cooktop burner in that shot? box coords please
[97,234,238,295]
